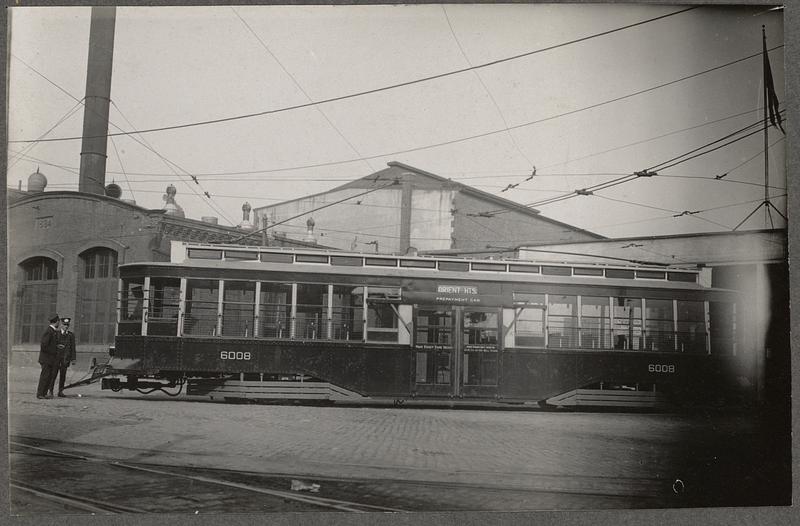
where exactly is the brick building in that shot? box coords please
[7,172,327,359]
[253,162,602,254]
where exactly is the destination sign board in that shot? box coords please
[402,280,507,306]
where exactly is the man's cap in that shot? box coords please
[49,315,60,324]
[61,318,71,325]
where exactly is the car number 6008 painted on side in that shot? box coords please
[220,351,251,360]
[648,364,675,373]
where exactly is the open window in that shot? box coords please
[366,287,401,342]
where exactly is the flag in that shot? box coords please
[763,29,785,134]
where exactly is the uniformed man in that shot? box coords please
[48,317,76,398]
[36,315,61,399]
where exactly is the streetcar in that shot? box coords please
[100,241,748,409]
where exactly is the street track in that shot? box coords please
[10,438,407,514]
[10,435,675,513]
[11,479,148,514]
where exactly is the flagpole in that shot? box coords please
[735,25,781,231]
[762,26,771,228]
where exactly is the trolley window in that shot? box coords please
[542,266,572,277]
[548,295,577,348]
[471,262,507,272]
[259,282,292,338]
[119,278,144,335]
[296,254,329,264]
[416,309,453,347]
[581,296,611,349]
[636,270,666,280]
[463,310,498,387]
[573,267,604,277]
[184,279,220,336]
[464,311,498,345]
[296,283,327,339]
[331,285,364,341]
[512,292,545,348]
[400,259,437,269]
[645,298,674,351]
[222,281,256,337]
[509,264,540,274]
[668,272,696,283]
[438,261,469,272]
[606,268,635,279]
[148,278,180,336]
[415,309,453,385]
[366,287,400,342]
[187,248,222,260]
[225,250,258,261]
[613,297,643,350]
[365,257,397,267]
[331,256,363,267]
[261,253,294,264]
[677,300,706,353]
[709,301,736,355]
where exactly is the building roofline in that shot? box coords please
[386,162,604,239]
[7,190,339,248]
[519,227,786,248]
[253,161,603,239]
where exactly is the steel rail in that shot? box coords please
[10,479,147,514]
[11,440,405,513]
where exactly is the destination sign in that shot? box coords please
[402,280,507,306]
[437,285,478,295]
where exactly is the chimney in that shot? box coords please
[201,216,219,225]
[78,6,116,195]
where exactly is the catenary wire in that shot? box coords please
[230,6,377,175]
[10,6,698,144]
[10,53,237,224]
[440,4,535,168]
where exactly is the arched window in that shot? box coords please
[16,257,59,343]
[77,248,119,344]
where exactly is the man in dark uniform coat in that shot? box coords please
[48,317,76,398]
[37,315,61,399]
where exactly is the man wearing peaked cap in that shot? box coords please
[49,318,76,397]
[37,315,61,399]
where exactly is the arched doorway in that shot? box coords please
[15,257,59,343]
[77,247,118,345]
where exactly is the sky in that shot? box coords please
[6,4,787,240]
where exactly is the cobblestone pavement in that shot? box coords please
[8,365,783,511]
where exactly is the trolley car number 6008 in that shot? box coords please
[220,351,251,360]
[648,364,675,373]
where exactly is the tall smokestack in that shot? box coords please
[78,6,116,195]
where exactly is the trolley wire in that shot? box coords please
[230,180,400,243]
[474,113,784,218]
[230,6,378,175]
[8,99,84,169]
[440,4,535,169]
[15,105,768,180]
[10,6,698,145]
[10,53,237,225]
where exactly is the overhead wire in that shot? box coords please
[230,6,377,175]
[10,105,774,183]
[231,180,400,243]
[10,6,699,145]
[474,111,784,218]
[440,4,535,169]
[10,53,236,225]
[8,99,84,169]
[108,135,136,201]
[109,100,236,225]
